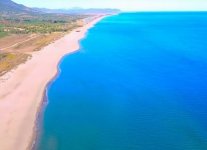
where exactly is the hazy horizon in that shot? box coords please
[13,0,207,12]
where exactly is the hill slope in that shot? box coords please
[0,0,37,14]
[0,0,120,15]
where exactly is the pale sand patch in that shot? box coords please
[0,16,105,150]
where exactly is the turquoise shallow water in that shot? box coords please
[37,12,207,150]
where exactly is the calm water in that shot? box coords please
[37,12,207,150]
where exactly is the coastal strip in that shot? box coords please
[0,15,105,150]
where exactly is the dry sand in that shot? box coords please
[0,16,105,150]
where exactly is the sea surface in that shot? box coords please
[37,12,207,150]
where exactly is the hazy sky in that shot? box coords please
[13,0,207,11]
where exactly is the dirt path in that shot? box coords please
[1,35,39,51]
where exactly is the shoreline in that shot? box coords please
[31,54,64,150]
[0,15,106,150]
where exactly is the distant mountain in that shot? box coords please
[0,0,120,15]
[0,0,38,14]
[34,8,121,15]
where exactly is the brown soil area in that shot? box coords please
[0,34,32,50]
[13,32,64,52]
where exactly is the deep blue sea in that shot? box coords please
[37,12,207,150]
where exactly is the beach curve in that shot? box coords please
[0,15,105,150]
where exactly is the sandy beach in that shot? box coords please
[0,16,105,150]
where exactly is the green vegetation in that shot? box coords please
[0,24,8,38]
[0,13,86,35]
[0,31,8,38]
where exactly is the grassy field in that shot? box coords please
[0,31,8,38]
[0,24,8,38]
[0,52,30,76]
